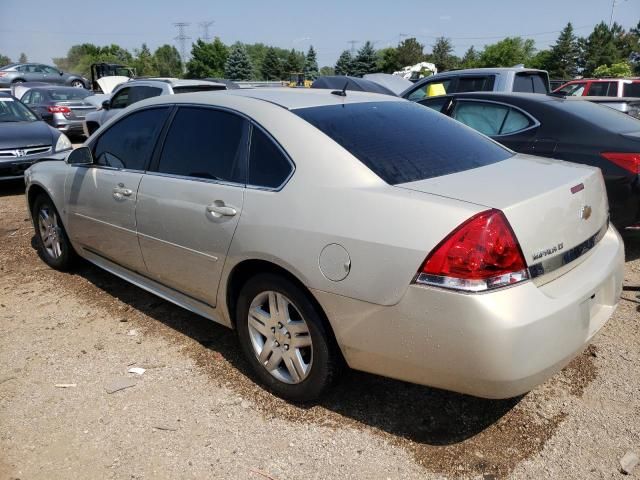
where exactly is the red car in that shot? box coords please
[554,78,640,97]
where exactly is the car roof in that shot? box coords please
[563,78,640,83]
[126,78,225,88]
[431,67,546,76]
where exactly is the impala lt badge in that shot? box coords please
[580,205,592,220]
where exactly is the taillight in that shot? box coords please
[414,209,529,292]
[47,106,71,114]
[0,72,6,77]
[601,152,640,174]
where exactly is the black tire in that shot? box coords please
[70,79,84,88]
[32,194,77,271]
[12,79,25,84]
[236,273,341,402]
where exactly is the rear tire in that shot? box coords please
[12,79,24,84]
[32,195,77,271]
[71,80,84,88]
[236,273,340,402]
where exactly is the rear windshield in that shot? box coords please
[173,85,226,94]
[49,89,91,101]
[293,101,513,184]
[513,72,549,93]
[623,82,640,98]
[558,99,640,132]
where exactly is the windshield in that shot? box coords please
[293,101,513,184]
[49,89,92,101]
[0,97,38,122]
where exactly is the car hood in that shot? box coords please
[0,121,54,149]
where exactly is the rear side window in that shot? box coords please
[129,86,163,104]
[623,82,640,97]
[456,76,495,93]
[172,85,226,94]
[294,101,512,185]
[94,107,170,170]
[513,73,549,93]
[587,82,617,97]
[452,101,532,136]
[157,107,248,183]
[248,127,293,188]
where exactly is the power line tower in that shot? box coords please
[347,40,359,55]
[199,20,214,42]
[173,22,192,67]
[398,33,409,45]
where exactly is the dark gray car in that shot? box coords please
[20,86,97,137]
[0,63,88,89]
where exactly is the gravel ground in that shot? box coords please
[0,180,639,480]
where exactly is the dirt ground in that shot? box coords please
[1,180,639,480]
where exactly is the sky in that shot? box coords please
[1,0,638,68]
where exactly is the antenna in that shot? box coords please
[199,20,214,42]
[173,22,192,68]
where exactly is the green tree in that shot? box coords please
[593,62,633,77]
[377,47,399,73]
[460,46,479,69]
[319,66,335,76]
[153,45,183,77]
[397,38,425,67]
[224,43,253,80]
[304,45,319,80]
[581,22,621,76]
[0,54,11,67]
[261,47,282,80]
[547,23,579,79]
[133,43,156,77]
[53,43,133,77]
[18,52,27,63]
[430,37,458,71]
[284,49,304,74]
[353,41,377,77]
[530,49,553,71]
[186,38,228,78]
[334,50,354,75]
[478,37,535,67]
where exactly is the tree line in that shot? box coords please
[1,21,638,81]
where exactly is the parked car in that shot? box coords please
[562,95,640,118]
[401,66,550,102]
[19,85,97,137]
[554,78,640,98]
[311,76,397,95]
[0,92,72,181]
[418,92,640,230]
[0,63,89,89]
[25,89,623,401]
[82,78,227,136]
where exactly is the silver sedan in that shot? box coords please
[24,89,624,402]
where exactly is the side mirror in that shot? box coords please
[101,99,110,110]
[66,146,93,165]
[59,70,64,76]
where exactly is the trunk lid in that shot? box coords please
[54,100,96,120]
[397,154,608,269]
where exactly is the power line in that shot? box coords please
[199,20,214,42]
[173,22,191,67]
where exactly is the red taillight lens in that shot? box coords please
[415,209,529,292]
[601,152,640,174]
[47,106,71,114]
[0,72,7,77]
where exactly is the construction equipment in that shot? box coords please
[288,72,311,88]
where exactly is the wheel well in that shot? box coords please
[86,121,99,135]
[27,184,49,215]
[226,260,339,344]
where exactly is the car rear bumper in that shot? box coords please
[51,117,86,136]
[0,150,68,181]
[312,225,624,398]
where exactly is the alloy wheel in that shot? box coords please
[38,206,63,259]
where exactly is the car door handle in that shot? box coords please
[113,186,133,199]
[206,203,237,217]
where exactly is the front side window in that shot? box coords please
[43,66,59,74]
[157,107,248,183]
[452,101,533,136]
[406,78,452,101]
[248,127,293,188]
[93,107,170,170]
[110,88,130,109]
[587,82,617,97]
[556,82,586,96]
[294,101,512,185]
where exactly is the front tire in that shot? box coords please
[32,195,76,270]
[236,273,340,402]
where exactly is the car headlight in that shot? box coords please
[55,133,72,152]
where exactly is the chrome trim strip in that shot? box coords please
[137,231,219,262]
[528,222,608,279]
[0,145,52,158]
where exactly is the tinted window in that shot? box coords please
[129,86,163,104]
[157,107,248,183]
[587,82,617,97]
[94,107,170,170]
[248,127,292,188]
[49,89,91,101]
[172,85,226,94]
[419,96,450,113]
[110,88,130,109]
[556,100,640,133]
[406,78,453,101]
[30,91,44,104]
[0,96,37,122]
[294,101,512,184]
[513,73,549,93]
[623,82,640,97]
[452,101,532,136]
[456,76,495,93]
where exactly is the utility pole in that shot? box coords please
[199,20,214,42]
[609,0,616,27]
[347,40,359,55]
[173,22,191,68]
[398,33,408,45]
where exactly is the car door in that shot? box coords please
[42,65,63,84]
[23,64,44,82]
[136,106,249,305]
[65,106,171,272]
